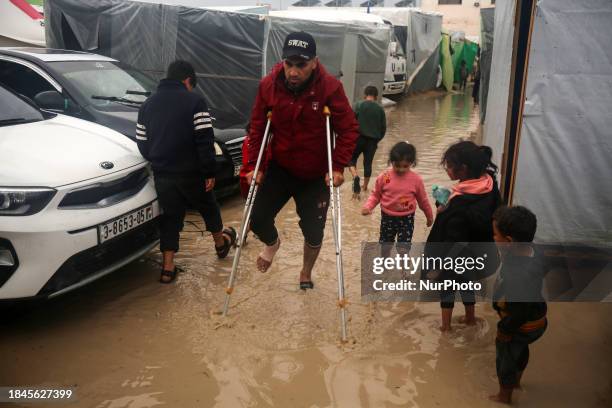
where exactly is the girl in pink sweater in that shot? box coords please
[362,142,433,243]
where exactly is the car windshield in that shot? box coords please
[0,86,44,126]
[48,60,156,108]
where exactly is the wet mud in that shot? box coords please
[2,89,611,408]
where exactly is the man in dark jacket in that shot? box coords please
[137,60,235,284]
[246,31,359,289]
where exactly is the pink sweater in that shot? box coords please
[364,168,433,219]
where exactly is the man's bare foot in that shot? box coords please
[257,239,280,273]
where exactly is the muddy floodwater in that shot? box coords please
[2,90,611,408]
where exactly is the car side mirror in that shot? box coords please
[34,90,65,111]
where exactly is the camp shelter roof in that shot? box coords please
[45,0,388,128]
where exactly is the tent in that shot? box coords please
[299,6,443,92]
[45,0,388,129]
[483,0,612,244]
[269,9,389,103]
[478,7,494,123]
[367,7,442,88]
[407,42,440,93]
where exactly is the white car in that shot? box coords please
[0,84,159,300]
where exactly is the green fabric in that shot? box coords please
[27,0,43,5]
[452,40,479,83]
[439,34,454,92]
[353,100,386,140]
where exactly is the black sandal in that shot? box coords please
[300,281,314,290]
[216,227,237,259]
[160,267,178,284]
[352,176,361,195]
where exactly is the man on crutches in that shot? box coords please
[245,31,358,289]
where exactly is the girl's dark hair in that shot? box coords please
[389,142,417,166]
[441,140,498,179]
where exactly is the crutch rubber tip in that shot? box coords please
[225,287,234,295]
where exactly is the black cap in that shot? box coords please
[282,31,317,61]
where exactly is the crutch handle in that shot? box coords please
[323,106,331,116]
[266,110,272,119]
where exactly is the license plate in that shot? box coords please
[98,203,156,243]
[234,164,241,177]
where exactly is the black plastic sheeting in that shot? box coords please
[479,7,494,124]
[393,26,407,55]
[45,0,266,129]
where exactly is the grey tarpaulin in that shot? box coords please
[482,0,515,174]
[285,6,442,92]
[479,7,494,124]
[269,9,389,104]
[266,17,347,79]
[46,0,388,128]
[483,0,612,243]
[44,0,113,51]
[176,8,265,129]
[46,0,267,129]
[352,26,389,103]
[407,42,440,93]
[406,9,442,87]
[368,7,442,89]
[511,0,612,243]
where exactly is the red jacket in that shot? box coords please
[247,62,358,180]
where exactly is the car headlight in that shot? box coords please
[214,142,223,156]
[0,188,56,216]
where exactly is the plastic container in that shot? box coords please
[432,185,451,206]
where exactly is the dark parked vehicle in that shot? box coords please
[0,48,245,196]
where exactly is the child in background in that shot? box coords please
[349,86,387,198]
[426,140,502,331]
[490,205,547,404]
[460,60,468,91]
[362,142,433,244]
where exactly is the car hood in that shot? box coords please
[89,107,245,145]
[90,109,139,141]
[0,114,145,188]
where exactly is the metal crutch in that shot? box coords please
[223,111,272,316]
[323,106,348,342]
